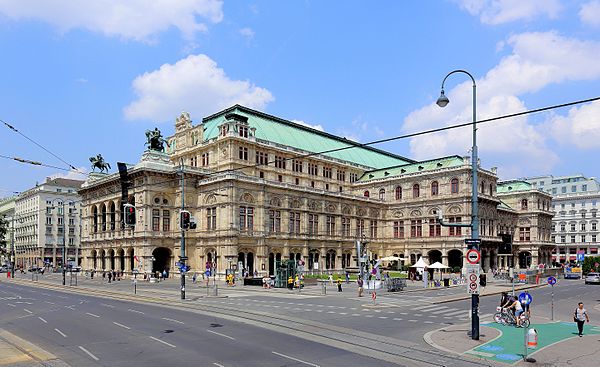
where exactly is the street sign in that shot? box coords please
[466,266,480,295]
[547,276,557,286]
[519,292,533,305]
[577,252,585,262]
[465,238,481,250]
[466,249,481,265]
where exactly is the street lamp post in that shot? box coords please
[436,69,480,340]
[179,158,186,300]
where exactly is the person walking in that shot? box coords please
[337,277,343,292]
[287,276,293,290]
[107,271,112,283]
[357,277,364,297]
[574,302,590,337]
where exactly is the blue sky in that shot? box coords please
[1,0,600,194]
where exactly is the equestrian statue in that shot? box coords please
[145,127,169,152]
[89,154,111,173]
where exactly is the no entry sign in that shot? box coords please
[466,249,481,265]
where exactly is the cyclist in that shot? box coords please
[508,298,524,327]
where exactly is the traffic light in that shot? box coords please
[123,204,136,225]
[180,210,191,229]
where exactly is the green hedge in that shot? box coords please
[582,256,600,274]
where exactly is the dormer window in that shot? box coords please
[221,125,229,137]
[239,126,248,138]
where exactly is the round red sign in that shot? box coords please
[466,249,480,264]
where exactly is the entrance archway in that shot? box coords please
[268,253,275,276]
[118,249,125,271]
[100,249,106,269]
[448,249,463,271]
[91,250,97,269]
[127,248,134,271]
[427,250,442,264]
[108,249,115,270]
[152,247,171,273]
[519,251,532,269]
[308,250,319,271]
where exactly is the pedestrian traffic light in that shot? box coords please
[123,204,136,225]
[180,210,191,229]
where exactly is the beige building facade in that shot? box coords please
[79,106,554,276]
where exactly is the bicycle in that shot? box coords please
[494,307,530,328]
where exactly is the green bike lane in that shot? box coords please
[465,321,600,364]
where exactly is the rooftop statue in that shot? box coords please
[89,154,110,173]
[145,127,169,152]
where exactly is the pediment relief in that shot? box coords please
[370,208,380,217]
[205,194,217,204]
[392,210,404,218]
[410,209,422,217]
[289,199,301,209]
[270,197,282,207]
[357,208,366,216]
[240,193,254,203]
[448,205,462,214]
[518,217,531,225]
[327,204,337,213]
[308,200,320,210]
[342,206,352,215]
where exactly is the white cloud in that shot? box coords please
[580,1,600,27]
[0,0,223,41]
[49,167,88,181]
[403,31,600,177]
[239,27,255,40]
[550,100,600,149]
[456,0,562,25]
[291,119,324,131]
[124,54,274,122]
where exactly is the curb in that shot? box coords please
[432,283,547,304]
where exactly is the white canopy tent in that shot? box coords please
[380,256,406,261]
[410,257,429,268]
[428,262,450,269]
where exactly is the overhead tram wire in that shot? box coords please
[9,96,597,192]
[1,119,83,173]
[136,95,600,191]
[0,154,74,172]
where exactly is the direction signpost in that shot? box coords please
[464,239,481,340]
[548,276,557,320]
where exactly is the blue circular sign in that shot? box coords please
[548,276,557,285]
[519,292,533,305]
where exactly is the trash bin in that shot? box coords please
[443,278,450,287]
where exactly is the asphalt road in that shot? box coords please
[0,282,400,367]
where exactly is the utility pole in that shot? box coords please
[11,215,15,278]
[62,202,66,286]
[179,158,186,300]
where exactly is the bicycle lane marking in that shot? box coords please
[464,322,600,364]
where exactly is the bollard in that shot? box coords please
[523,326,537,363]
[322,281,327,295]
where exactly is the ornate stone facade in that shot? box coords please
[79,106,554,276]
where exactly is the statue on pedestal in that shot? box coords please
[145,127,169,152]
[89,154,110,173]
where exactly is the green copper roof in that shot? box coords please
[496,180,532,193]
[497,199,514,211]
[357,155,465,182]
[201,105,414,169]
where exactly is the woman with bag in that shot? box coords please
[574,302,590,337]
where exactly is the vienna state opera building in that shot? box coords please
[79,105,554,276]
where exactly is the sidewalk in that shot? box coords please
[0,329,70,367]
[424,316,600,366]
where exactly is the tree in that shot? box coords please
[582,256,600,274]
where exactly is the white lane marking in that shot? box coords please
[213,363,225,367]
[149,336,176,348]
[424,321,434,324]
[113,322,131,330]
[100,303,115,308]
[23,308,33,314]
[378,316,388,319]
[162,317,184,324]
[408,319,418,322]
[44,301,55,305]
[393,318,403,321]
[7,303,16,307]
[419,305,442,311]
[272,351,320,367]
[78,346,99,361]
[86,313,100,318]
[444,310,469,316]
[38,317,48,323]
[128,308,144,314]
[206,329,235,340]
[65,305,76,310]
[55,328,67,338]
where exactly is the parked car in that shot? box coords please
[584,272,600,284]
[27,266,43,273]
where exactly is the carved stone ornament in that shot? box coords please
[392,210,404,218]
[410,209,422,217]
[175,111,192,131]
[369,208,379,217]
[240,193,254,203]
[289,199,301,209]
[205,194,217,204]
[327,204,337,213]
[518,217,531,225]
[449,205,462,214]
[357,208,366,216]
[270,197,282,207]
[342,206,352,215]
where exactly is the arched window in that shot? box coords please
[489,183,493,196]
[413,184,420,198]
[451,178,459,194]
[431,181,439,196]
[521,199,528,210]
[378,188,385,200]
[364,190,370,198]
[481,180,486,194]
[395,186,402,200]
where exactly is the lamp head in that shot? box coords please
[436,89,449,107]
